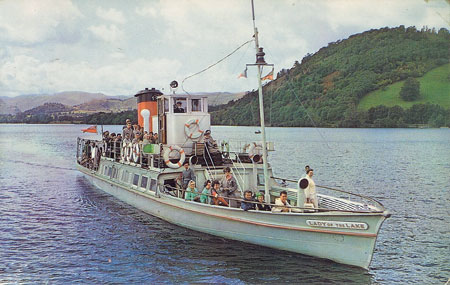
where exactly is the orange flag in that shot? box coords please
[261,69,274,81]
[82,125,97,133]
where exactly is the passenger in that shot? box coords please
[142,134,151,144]
[241,190,256,211]
[123,118,131,130]
[122,122,133,139]
[272,191,292,213]
[220,167,240,207]
[132,132,140,144]
[304,168,318,208]
[255,192,271,211]
[211,180,229,206]
[202,130,219,153]
[133,124,142,140]
[153,133,159,144]
[180,161,195,190]
[200,180,212,204]
[174,101,185,113]
[184,180,199,201]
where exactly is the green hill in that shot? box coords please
[358,64,450,110]
[211,26,450,127]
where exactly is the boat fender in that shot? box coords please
[132,143,141,163]
[248,142,262,163]
[184,119,204,140]
[189,155,198,165]
[298,178,309,189]
[164,145,186,168]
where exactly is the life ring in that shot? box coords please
[125,143,133,162]
[132,142,141,163]
[184,119,203,140]
[163,145,185,169]
[121,144,127,161]
[248,142,262,162]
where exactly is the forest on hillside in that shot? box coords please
[210,26,450,127]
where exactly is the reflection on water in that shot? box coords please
[0,124,448,284]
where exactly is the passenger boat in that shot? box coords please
[76,1,389,269]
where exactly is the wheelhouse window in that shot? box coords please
[191,99,201,112]
[132,174,140,186]
[173,98,186,113]
[141,176,148,189]
[164,98,169,113]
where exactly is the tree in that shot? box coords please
[400,77,420,101]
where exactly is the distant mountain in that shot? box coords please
[23,103,72,115]
[0,91,113,114]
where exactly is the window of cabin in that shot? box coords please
[141,176,148,189]
[108,167,112,177]
[122,170,129,183]
[103,166,108,175]
[173,98,186,113]
[150,179,157,192]
[111,167,117,179]
[132,174,140,186]
[257,173,265,186]
[164,98,169,112]
[191,99,201,112]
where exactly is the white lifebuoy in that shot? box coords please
[248,142,262,161]
[121,144,127,161]
[184,119,203,140]
[132,142,141,163]
[163,145,186,169]
[125,143,133,162]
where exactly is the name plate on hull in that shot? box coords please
[306,220,368,230]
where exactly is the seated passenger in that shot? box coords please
[184,180,199,201]
[272,191,292,213]
[174,101,185,113]
[202,130,219,153]
[255,192,271,211]
[241,190,256,211]
[211,180,229,207]
[200,180,212,204]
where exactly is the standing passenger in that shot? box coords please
[220,167,240,207]
[304,168,318,208]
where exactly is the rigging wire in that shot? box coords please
[264,47,334,151]
[181,39,254,95]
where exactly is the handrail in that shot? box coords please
[270,176,385,210]
[160,184,383,214]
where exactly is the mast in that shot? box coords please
[251,0,271,203]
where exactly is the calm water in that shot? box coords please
[0,124,448,284]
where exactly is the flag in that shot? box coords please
[82,125,97,133]
[238,68,247,79]
[261,68,274,81]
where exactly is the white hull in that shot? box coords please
[78,165,387,269]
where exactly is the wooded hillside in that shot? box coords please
[211,26,450,127]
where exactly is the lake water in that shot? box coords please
[0,124,448,284]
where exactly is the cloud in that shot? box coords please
[0,54,182,96]
[88,24,124,43]
[0,0,82,44]
[96,7,126,24]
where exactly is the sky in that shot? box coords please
[0,0,448,97]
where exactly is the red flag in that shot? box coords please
[82,125,97,133]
